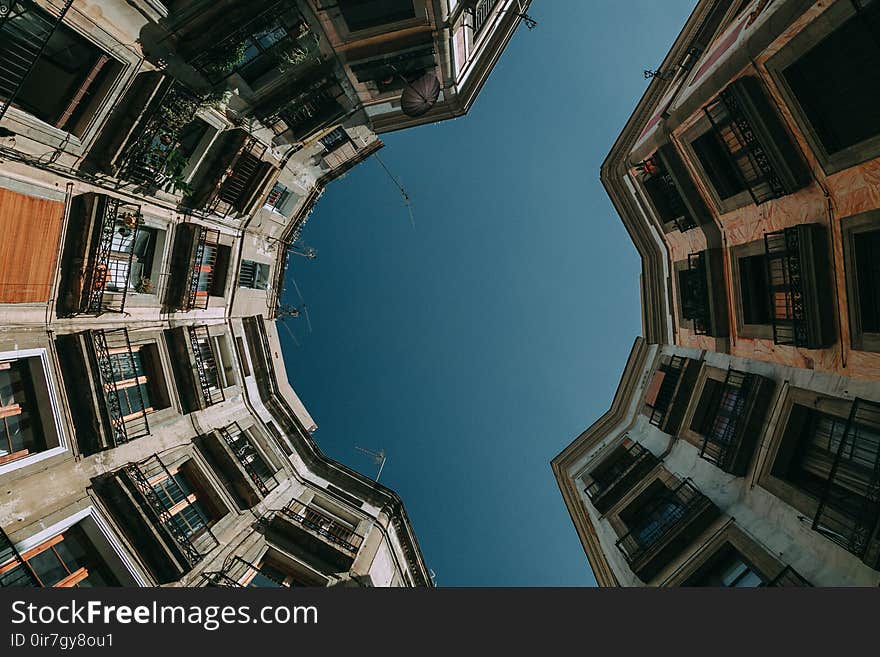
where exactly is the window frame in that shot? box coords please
[730,239,774,340]
[842,210,880,352]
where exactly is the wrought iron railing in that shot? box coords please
[0,0,75,124]
[681,252,711,335]
[266,78,343,142]
[218,423,277,497]
[82,197,142,315]
[698,370,754,472]
[615,479,709,567]
[640,155,696,233]
[117,82,202,189]
[648,356,686,427]
[188,325,225,407]
[123,455,218,568]
[279,500,363,555]
[812,398,880,569]
[186,227,220,311]
[585,442,658,512]
[0,525,38,587]
[764,227,808,347]
[767,565,812,587]
[202,556,284,587]
[472,0,500,35]
[205,137,267,218]
[91,329,150,447]
[704,87,786,205]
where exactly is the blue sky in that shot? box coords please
[279,1,696,586]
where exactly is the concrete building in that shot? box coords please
[0,0,527,587]
[553,0,880,586]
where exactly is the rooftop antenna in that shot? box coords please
[429,569,437,586]
[373,154,415,228]
[276,277,312,345]
[355,446,387,481]
[290,244,317,260]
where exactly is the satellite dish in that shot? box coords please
[400,72,441,118]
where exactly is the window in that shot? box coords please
[620,481,688,550]
[189,326,224,406]
[320,127,351,153]
[843,214,880,352]
[238,260,270,290]
[349,44,436,93]
[338,0,415,32]
[581,441,657,514]
[265,184,290,211]
[0,524,119,587]
[0,359,47,466]
[149,466,218,541]
[690,130,747,202]
[107,224,160,294]
[188,229,230,309]
[684,543,764,587]
[738,254,770,325]
[0,2,122,136]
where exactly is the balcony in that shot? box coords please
[95,455,220,582]
[812,398,880,570]
[0,526,38,587]
[164,325,225,413]
[56,195,144,317]
[764,224,834,348]
[200,135,271,219]
[697,369,775,476]
[704,76,809,205]
[259,71,345,144]
[164,223,229,312]
[678,249,728,338]
[472,0,500,35]
[202,556,283,588]
[585,442,659,514]
[199,423,278,507]
[616,479,719,582]
[189,325,225,408]
[646,356,701,435]
[640,144,709,233]
[767,565,812,587]
[270,499,363,572]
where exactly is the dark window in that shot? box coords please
[265,184,290,211]
[685,543,764,587]
[0,3,121,136]
[338,0,415,32]
[0,359,47,465]
[620,481,686,548]
[691,130,747,200]
[739,254,771,325]
[854,230,880,332]
[690,378,723,436]
[238,260,270,290]
[783,2,880,155]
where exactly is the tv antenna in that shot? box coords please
[373,154,415,228]
[355,446,387,481]
[290,244,317,259]
[276,277,312,346]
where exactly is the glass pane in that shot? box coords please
[27,548,68,587]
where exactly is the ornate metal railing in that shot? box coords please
[218,423,277,497]
[472,0,500,35]
[83,198,142,315]
[585,442,658,513]
[202,556,284,587]
[764,227,808,347]
[186,227,220,311]
[0,0,75,124]
[279,500,363,555]
[91,329,150,447]
[648,356,686,427]
[681,252,711,335]
[615,479,708,567]
[124,455,218,568]
[0,525,38,587]
[188,325,225,407]
[640,155,696,233]
[117,82,202,190]
[767,565,812,587]
[812,398,880,569]
[205,137,267,218]
[704,87,786,205]
[698,370,754,472]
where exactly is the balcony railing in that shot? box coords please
[117,82,202,190]
[186,227,220,311]
[641,155,697,233]
[472,0,500,35]
[765,227,809,347]
[681,252,711,335]
[767,565,812,587]
[648,356,686,427]
[188,325,225,407]
[91,328,150,447]
[698,370,754,473]
[264,76,344,143]
[0,0,74,124]
[82,198,142,316]
[585,442,658,514]
[0,526,38,587]
[615,479,713,573]
[279,500,363,556]
[218,423,278,497]
[205,137,267,218]
[202,556,284,588]
[812,398,880,570]
[123,455,218,568]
